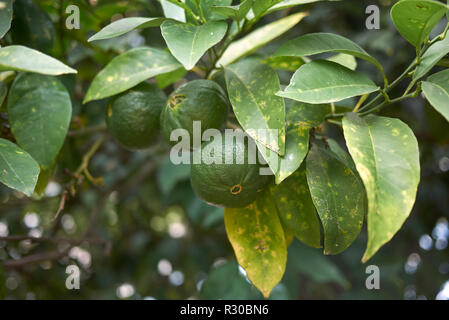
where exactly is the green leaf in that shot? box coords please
[289,241,349,288]
[225,59,286,155]
[84,47,181,103]
[277,60,379,104]
[275,33,386,85]
[262,55,304,71]
[0,138,40,196]
[342,113,420,262]
[256,102,327,182]
[157,156,190,195]
[327,53,357,71]
[306,144,365,255]
[414,35,449,81]
[391,0,448,47]
[287,102,329,129]
[225,189,287,298]
[211,0,254,21]
[0,46,77,75]
[200,261,259,300]
[197,0,233,21]
[10,0,55,53]
[8,73,72,169]
[161,20,227,70]
[88,17,165,42]
[267,0,327,14]
[274,125,309,183]
[160,0,186,22]
[0,0,13,38]
[252,0,283,18]
[273,166,322,248]
[156,67,187,89]
[422,69,449,122]
[217,12,308,67]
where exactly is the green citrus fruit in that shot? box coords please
[106,82,166,150]
[160,80,229,146]
[190,134,269,208]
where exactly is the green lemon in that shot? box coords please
[190,134,269,208]
[160,80,229,147]
[106,82,166,150]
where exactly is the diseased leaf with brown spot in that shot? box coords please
[225,189,287,298]
[0,138,40,196]
[84,47,182,103]
[273,165,322,248]
[225,59,286,155]
[8,73,72,169]
[306,144,365,255]
[342,113,420,262]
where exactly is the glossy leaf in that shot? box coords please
[0,138,40,196]
[327,53,357,70]
[422,69,449,122]
[211,0,254,21]
[257,102,327,182]
[0,0,12,38]
[8,73,72,169]
[342,113,420,262]
[277,60,379,104]
[225,59,286,155]
[217,12,307,67]
[306,144,365,255]
[391,0,448,47]
[84,47,181,103]
[160,0,186,22]
[161,20,227,70]
[252,0,283,18]
[88,17,165,42]
[275,33,386,84]
[267,0,326,14]
[11,0,55,53]
[225,189,287,298]
[273,166,322,248]
[196,0,233,21]
[0,46,77,75]
[414,35,449,81]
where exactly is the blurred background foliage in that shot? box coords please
[0,0,448,300]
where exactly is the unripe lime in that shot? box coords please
[160,80,229,147]
[190,134,269,208]
[106,82,166,150]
